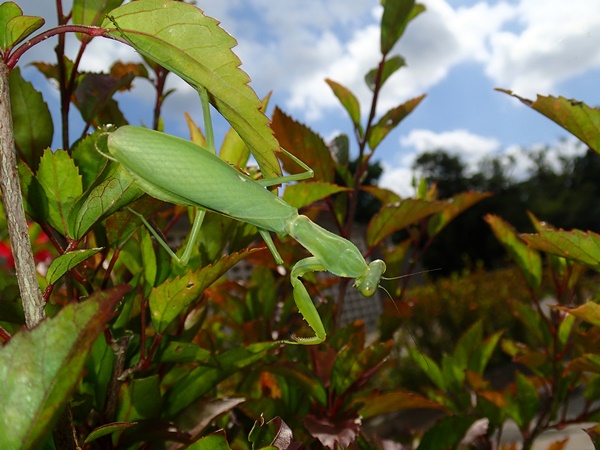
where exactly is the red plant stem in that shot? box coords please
[6,25,106,69]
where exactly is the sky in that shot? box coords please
[19,0,600,195]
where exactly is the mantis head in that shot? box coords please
[354,259,386,297]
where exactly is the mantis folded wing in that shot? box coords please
[104,95,386,345]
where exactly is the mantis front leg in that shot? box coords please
[287,257,328,345]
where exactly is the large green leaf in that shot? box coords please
[149,248,261,333]
[9,67,53,171]
[46,248,103,285]
[485,214,542,289]
[36,149,83,234]
[497,90,600,155]
[521,228,600,271]
[0,286,128,449]
[271,107,335,183]
[557,302,600,328]
[102,0,281,179]
[366,198,445,247]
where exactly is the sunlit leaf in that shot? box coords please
[360,185,401,204]
[497,90,600,155]
[73,0,123,28]
[366,198,445,247]
[283,182,348,210]
[46,248,103,285]
[102,0,281,178]
[557,302,600,328]
[522,228,600,271]
[272,107,335,183]
[485,214,542,289]
[367,94,425,150]
[187,430,232,450]
[0,286,128,449]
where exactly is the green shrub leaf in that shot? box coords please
[283,182,348,210]
[485,214,542,289]
[367,198,445,248]
[380,0,424,55]
[46,248,103,285]
[36,149,83,234]
[497,90,600,156]
[149,248,262,334]
[364,55,405,91]
[325,79,363,136]
[367,94,425,150]
[0,2,43,51]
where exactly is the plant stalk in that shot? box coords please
[0,62,45,328]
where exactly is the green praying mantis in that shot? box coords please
[102,90,386,345]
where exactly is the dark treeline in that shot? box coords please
[412,144,600,274]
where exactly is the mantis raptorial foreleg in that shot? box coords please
[104,86,386,345]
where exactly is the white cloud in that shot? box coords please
[400,129,501,168]
[380,165,415,198]
[485,0,600,97]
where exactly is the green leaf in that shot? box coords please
[380,0,424,54]
[9,66,53,171]
[187,430,232,450]
[522,228,600,271]
[497,91,600,156]
[282,182,348,210]
[219,92,271,168]
[418,415,475,450]
[46,248,103,285]
[366,198,445,247]
[73,0,123,27]
[84,422,137,444]
[354,390,445,419]
[102,0,282,179]
[272,107,336,183]
[150,248,261,333]
[485,214,542,289]
[155,340,211,364]
[0,2,44,51]
[36,149,83,234]
[557,302,600,328]
[364,55,405,91]
[428,191,492,237]
[325,79,363,136]
[0,285,128,449]
[567,354,600,374]
[116,376,162,422]
[359,185,401,204]
[367,94,425,150]
[515,373,540,426]
[165,342,278,416]
[408,347,445,389]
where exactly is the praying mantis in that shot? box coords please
[102,90,386,345]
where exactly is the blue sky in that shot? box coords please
[21,0,600,195]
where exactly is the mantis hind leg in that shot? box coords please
[284,256,328,345]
